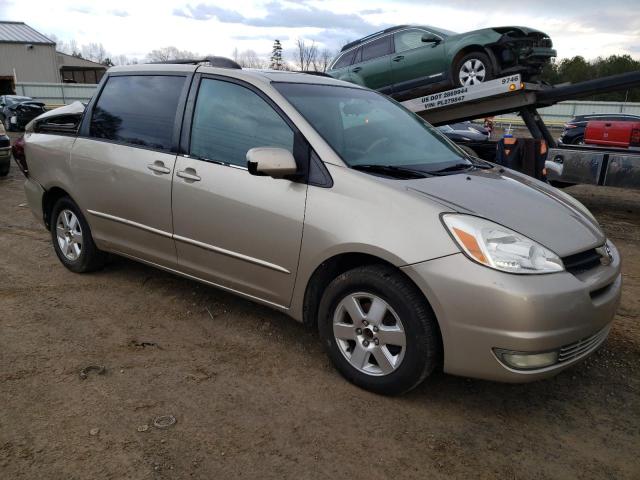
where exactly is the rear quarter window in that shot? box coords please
[333,50,356,69]
[89,75,186,152]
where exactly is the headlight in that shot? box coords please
[442,214,564,274]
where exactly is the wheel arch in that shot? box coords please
[451,45,499,81]
[301,252,443,343]
[42,186,74,228]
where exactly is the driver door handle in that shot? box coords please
[352,66,362,73]
[177,168,201,182]
[393,55,404,62]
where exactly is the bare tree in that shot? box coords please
[68,39,79,56]
[113,54,138,66]
[235,49,268,69]
[81,43,108,63]
[316,48,334,72]
[294,39,318,71]
[146,46,198,62]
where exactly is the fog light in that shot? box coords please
[494,349,559,370]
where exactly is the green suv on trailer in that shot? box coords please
[327,25,556,99]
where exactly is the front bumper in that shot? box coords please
[402,241,621,382]
[520,47,556,63]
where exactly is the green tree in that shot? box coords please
[270,39,283,70]
[540,54,640,101]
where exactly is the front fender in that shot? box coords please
[287,164,460,321]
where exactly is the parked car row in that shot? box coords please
[0,95,47,132]
[17,63,620,394]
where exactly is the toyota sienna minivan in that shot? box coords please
[17,60,621,394]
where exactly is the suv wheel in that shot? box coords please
[572,135,585,145]
[50,196,106,273]
[455,52,493,87]
[318,265,441,395]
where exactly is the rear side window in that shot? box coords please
[190,78,293,167]
[361,36,392,62]
[89,75,185,152]
[333,50,356,69]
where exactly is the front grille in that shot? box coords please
[562,248,602,275]
[558,327,610,363]
[523,34,553,48]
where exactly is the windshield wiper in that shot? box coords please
[426,162,474,175]
[467,157,493,169]
[352,164,430,179]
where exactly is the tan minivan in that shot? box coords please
[18,60,621,394]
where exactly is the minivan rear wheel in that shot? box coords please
[50,196,106,273]
[318,265,441,395]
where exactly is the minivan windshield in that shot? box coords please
[273,83,469,174]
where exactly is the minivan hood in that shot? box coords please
[404,167,605,257]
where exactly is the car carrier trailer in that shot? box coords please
[398,71,640,190]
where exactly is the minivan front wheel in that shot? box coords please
[455,52,493,87]
[50,197,106,273]
[318,265,441,395]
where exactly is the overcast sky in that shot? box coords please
[1,0,638,61]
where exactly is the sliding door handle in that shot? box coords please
[176,169,201,182]
[147,162,171,174]
[392,55,404,62]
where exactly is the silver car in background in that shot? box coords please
[18,63,621,394]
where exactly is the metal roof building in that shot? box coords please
[0,21,60,93]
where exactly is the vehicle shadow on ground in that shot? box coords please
[100,254,619,414]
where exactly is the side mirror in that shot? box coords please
[247,147,298,179]
[421,33,441,44]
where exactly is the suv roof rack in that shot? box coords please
[340,25,410,52]
[147,56,242,69]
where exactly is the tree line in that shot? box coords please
[49,33,640,98]
[51,36,337,72]
[540,55,640,102]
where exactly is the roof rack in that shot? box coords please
[296,71,333,77]
[147,56,242,69]
[340,25,410,52]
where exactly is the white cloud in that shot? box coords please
[2,0,638,61]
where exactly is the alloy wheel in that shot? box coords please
[56,209,83,261]
[332,292,406,376]
[459,59,487,86]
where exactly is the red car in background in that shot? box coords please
[585,120,640,149]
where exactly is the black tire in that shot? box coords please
[50,196,106,273]
[454,52,493,87]
[0,160,9,177]
[318,264,441,395]
[572,135,585,145]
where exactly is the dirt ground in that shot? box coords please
[1,154,639,479]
